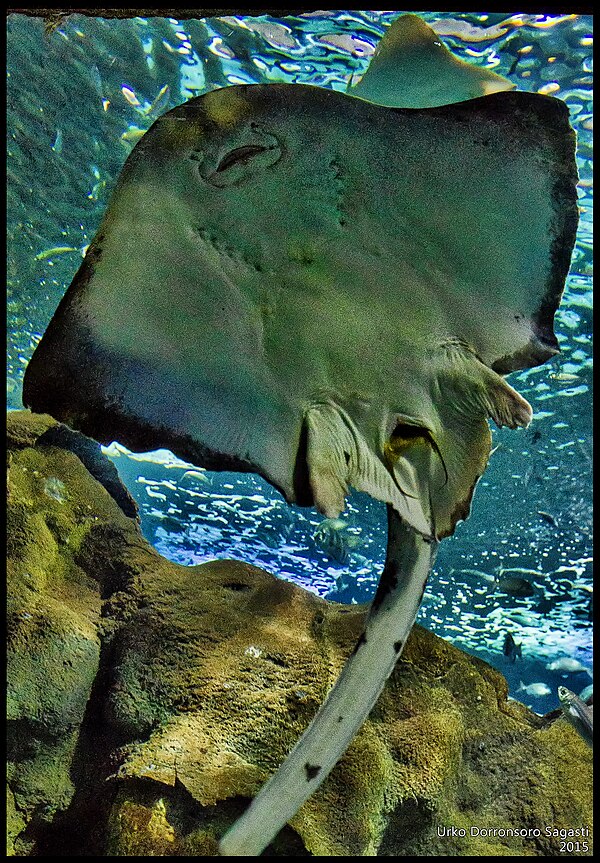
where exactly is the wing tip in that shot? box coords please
[480,92,578,375]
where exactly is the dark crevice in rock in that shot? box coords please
[7,718,62,761]
[222,581,252,592]
[378,797,435,856]
[24,638,128,856]
[74,523,142,598]
[36,424,139,521]
[265,652,289,668]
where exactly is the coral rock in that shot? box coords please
[7,411,593,856]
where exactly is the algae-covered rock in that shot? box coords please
[6,410,593,856]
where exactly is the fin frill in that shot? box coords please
[305,342,531,541]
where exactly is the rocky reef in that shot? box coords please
[7,410,593,856]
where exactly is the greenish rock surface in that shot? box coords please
[7,410,593,856]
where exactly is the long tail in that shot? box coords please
[219,506,438,856]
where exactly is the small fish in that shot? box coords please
[546,657,592,676]
[503,631,522,663]
[498,566,542,578]
[558,686,593,747]
[122,85,141,107]
[522,464,534,488]
[145,84,171,117]
[534,596,554,615]
[507,610,538,627]
[452,567,496,584]
[34,246,78,261]
[314,526,348,564]
[319,517,345,531]
[537,510,557,527]
[549,372,580,383]
[121,126,147,143]
[495,574,535,597]
[182,469,209,484]
[518,681,552,698]
[51,129,63,154]
[579,684,594,703]
[313,517,361,565]
[90,64,104,98]
[318,33,375,57]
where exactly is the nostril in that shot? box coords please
[215,145,271,173]
[390,422,428,443]
[199,130,283,188]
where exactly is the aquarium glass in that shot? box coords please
[7,9,593,715]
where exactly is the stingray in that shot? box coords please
[23,14,578,857]
[348,13,516,107]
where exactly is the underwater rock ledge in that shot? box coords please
[7,410,592,857]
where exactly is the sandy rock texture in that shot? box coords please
[7,410,593,856]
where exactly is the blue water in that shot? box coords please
[7,10,593,715]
